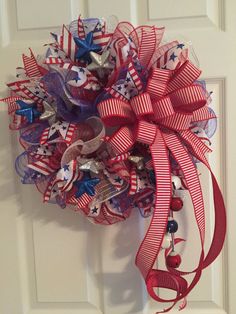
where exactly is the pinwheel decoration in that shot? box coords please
[1,15,226,313]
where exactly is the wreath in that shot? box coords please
[1,16,226,313]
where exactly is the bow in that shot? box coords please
[97,59,226,310]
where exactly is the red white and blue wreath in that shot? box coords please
[1,16,226,313]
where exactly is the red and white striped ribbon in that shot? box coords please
[60,24,77,62]
[136,129,171,278]
[108,152,130,164]
[22,49,42,78]
[77,16,85,39]
[128,166,138,195]
[137,26,164,69]
[0,96,22,114]
[28,157,59,176]
[44,57,64,65]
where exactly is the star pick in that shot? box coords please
[73,174,100,198]
[74,32,102,62]
[79,158,104,174]
[15,100,41,123]
[39,101,57,124]
[87,50,113,77]
[128,155,144,170]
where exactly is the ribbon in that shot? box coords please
[97,59,226,310]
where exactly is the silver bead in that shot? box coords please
[171,175,182,190]
[161,233,172,249]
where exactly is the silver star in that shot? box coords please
[128,155,144,170]
[39,101,56,124]
[87,50,113,77]
[79,158,104,174]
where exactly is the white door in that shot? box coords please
[0,1,235,314]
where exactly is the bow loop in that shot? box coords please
[152,96,174,120]
[167,60,202,94]
[130,93,154,119]
[146,68,171,99]
[160,112,193,131]
[97,98,135,127]
[136,120,157,145]
[107,126,135,154]
[169,84,206,112]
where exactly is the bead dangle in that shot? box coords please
[165,175,184,268]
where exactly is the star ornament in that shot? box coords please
[39,101,57,124]
[74,32,102,62]
[79,158,104,174]
[73,174,100,198]
[87,50,113,77]
[15,100,41,123]
[128,155,144,170]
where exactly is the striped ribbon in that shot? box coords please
[97,59,226,311]
[22,48,42,78]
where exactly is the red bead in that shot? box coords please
[166,252,182,268]
[170,197,183,212]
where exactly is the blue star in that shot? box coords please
[74,32,102,62]
[79,67,85,73]
[74,74,81,83]
[169,52,177,62]
[115,177,122,183]
[177,43,185,49]
[73,174,100,198]
[15,100,41,123]
[63,164,70,171]
[91,206,98,214]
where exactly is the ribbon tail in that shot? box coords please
[146,129,206,307]
[203,173,226,268]
[135,129,182,308]
[152,132,206,301]
[180,131,226,268]
[135,129,171,279]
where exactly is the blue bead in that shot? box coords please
[149,170,156,185]
[166,219,178,233]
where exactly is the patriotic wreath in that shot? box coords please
[1,16,226,312]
